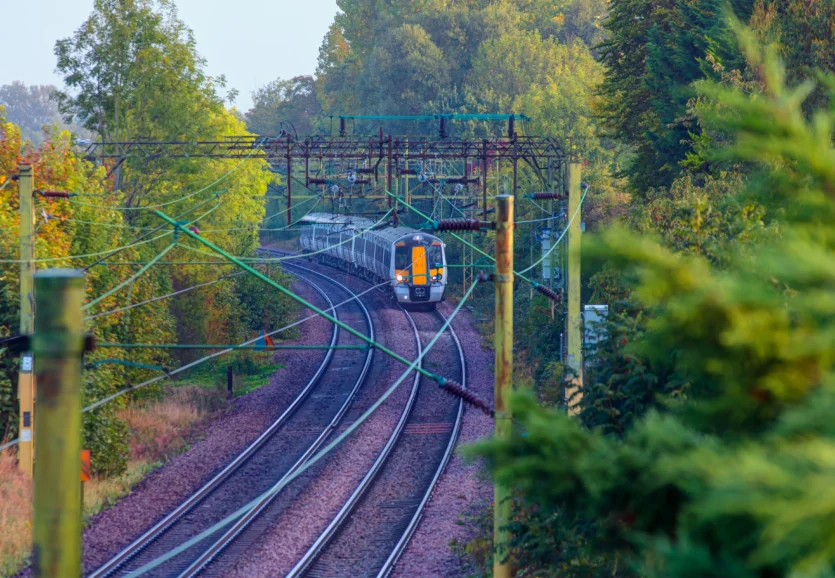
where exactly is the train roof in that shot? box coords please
[300,213,444,245]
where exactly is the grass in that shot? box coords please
[181,357,283,398]
[0,450,31,577]
[0,384,227,577]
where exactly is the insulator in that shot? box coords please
[435,219,493,231]
[534,283,561,302]
[38,190,71,198]
[438,378,494,417]
[531,192,561,200]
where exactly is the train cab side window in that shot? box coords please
[384,249,391,267]
[428,245,443,267]
[375,243,382,262]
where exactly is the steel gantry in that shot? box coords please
[84,127,572,224]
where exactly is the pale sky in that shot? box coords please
[1,0,340,111]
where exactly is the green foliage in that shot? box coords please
[246,76,321,136]
[0,82,89,145]
[0,0,293,477]
[233,265,297,335]
[472,34,835,578]
[598,0,755,193]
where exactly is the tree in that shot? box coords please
[473,33,835,578]
[54,0,231,191]
[0,82,88,145]
[598,0,755,194]
[245,76,321,136]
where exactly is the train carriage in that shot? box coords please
[299,213,447,309]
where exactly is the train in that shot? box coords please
[299,213,448,310]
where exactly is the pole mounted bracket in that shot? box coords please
[6,335,30,355]
[478,272,513,283]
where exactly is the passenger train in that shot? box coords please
[299,213,447,310]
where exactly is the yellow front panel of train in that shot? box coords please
[412,246,428,285]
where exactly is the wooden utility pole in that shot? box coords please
[18,164,35,475]
[566,163,583,412]
[32,269,85,578]
[494,194,514,578]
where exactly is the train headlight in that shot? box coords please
[396,274,405,282]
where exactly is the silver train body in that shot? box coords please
[299,213,447,308]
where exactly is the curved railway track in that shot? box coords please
[87,272,376,578]
[87,253,469,578]
[275,258,467,578]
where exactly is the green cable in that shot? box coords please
[83,280,390,413]
[122,279,479,578]
[96,343,368,351]
[66,150,257,211]
[83,243,177,311]
[0,193,220,265]
[156,208,441,381]
[86,359,168,372]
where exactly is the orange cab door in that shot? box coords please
[411,246,428,285]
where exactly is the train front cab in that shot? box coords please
[392,234,445,307]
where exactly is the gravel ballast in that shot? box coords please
[390,301,495,578]
[78,281,333,574]
[74,267,495,578]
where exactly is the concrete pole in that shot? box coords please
[566,163,583,413]
[18,164,35,475]
[494,194,514,578]
[32,269,85,578]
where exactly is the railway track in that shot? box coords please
[274,258,467,578]
[87,272,376,578]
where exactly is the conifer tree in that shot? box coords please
[473,28,835,577]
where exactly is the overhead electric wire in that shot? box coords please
[82,280,389,414]
[82,243,178,311]
[519,183,589,275]
[65,150,256,211]
[157,208,453,385]
[0,231,174,265]
[86,272,246,320]
[385,190,536,283]
[179,209,394,263]
[388,188,589,283]
[121,279,479,578]
[82,194,221,271]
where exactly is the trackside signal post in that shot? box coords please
[18,164,35,475]
[566,162,583,412]
[32,269,85,578]
[494,195,514,578]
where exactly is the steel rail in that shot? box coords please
[284,281,465,578]
[175,263,379,577]
[377,310,466,577]
[86,273,356,578]
[285,292,424,578]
